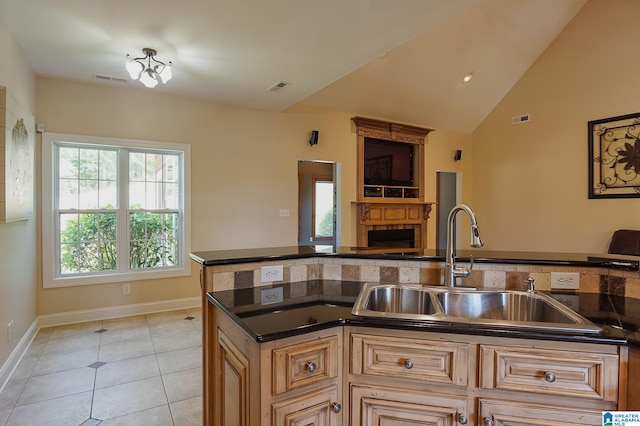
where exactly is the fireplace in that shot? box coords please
[368,229,415,248]
[355,202,433,252]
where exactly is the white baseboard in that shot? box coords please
[0,319,39,394]
[38,296,201,328]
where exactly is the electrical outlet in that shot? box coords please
[550,272,580,290]
[7,320,14,342]
[123,283,131,295]
[261,265,284,282]
[261,287,284,305]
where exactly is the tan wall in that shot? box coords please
[34,79,470,316]
[0,20,37,370]
[472,0,640,253]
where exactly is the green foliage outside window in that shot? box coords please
[60,211,178,273]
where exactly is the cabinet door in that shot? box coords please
[272,385,342,426]
[351,384,470,426]
[218,330,250,426]
[479,398,603,426]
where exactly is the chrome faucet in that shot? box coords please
[444,204,484,287]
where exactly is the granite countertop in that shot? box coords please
[190,246,639,270]
[207,280,640,346]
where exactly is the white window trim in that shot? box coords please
[42,132,192,288]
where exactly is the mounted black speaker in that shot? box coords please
[454,149,462,161]
[309,130,319,146]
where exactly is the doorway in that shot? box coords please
[436,171,461,252]
[298,160,341,246]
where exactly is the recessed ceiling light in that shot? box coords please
[462,73,473,83]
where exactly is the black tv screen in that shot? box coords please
[364,138,414,186]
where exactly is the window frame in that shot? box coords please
[42,132,191,288]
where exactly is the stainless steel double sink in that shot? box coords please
[351,283,601,334]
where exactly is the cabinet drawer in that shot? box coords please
[272,335,339,395]
[351,384,470,426]
[272,385,341,426]
[350,333,470,386]
[479,398,603,426]
[480,345,619,401]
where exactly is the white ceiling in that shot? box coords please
[0,0,586,133]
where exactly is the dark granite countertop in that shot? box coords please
[190,246,639,270]
[207,280,640,346]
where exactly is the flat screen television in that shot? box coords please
[363,137,414,186]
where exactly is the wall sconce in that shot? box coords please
[309,130,319,146]
[454,150,462,161]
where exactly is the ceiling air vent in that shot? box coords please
[268,81,291,91]
[94,74,128,84]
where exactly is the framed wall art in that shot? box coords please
[0,86,35,222]
[588,112,640,199]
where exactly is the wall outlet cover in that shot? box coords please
[550,272,580,290]
[261,265,284,282]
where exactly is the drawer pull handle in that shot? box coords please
[544,371,556,383]
[458,414,468,424]
[483,418,494,426]
[331,402,342,413]
[403,359,414,369]
[306,362,317,373]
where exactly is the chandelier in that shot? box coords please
[125,48,172,88]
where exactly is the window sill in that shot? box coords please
[43,265,192,289]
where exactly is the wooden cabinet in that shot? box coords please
[205,299,343,426]
[347,327,622,426]
[205,299,628,426]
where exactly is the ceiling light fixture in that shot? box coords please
[125,48,172,88]
[462,72,474,83]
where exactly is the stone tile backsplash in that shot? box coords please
[206,257,638,298]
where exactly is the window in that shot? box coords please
[312,175,334,240]
[42,133,191,288]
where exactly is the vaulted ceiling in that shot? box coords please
[0,0,586,132]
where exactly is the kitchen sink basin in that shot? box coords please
[364,286,437,315]
[436,290,578,323]
[351,283,601,334]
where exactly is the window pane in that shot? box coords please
[59,213,117,274]
[164,183,179,209]
[99,180,117,209]
[315,181,334,238]
[59,147,79,179]
[129,212,179,269]
[59,178,79,209]
[129,153,145,181]
[165,155,179,182]
[79,149,99,179]
[129,182,145,209]
[99,151,117,181]
[79,180,98,209]
[146,154,161,181]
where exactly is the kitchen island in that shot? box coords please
[191,247,640,425]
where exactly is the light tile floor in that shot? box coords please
[0,308,203,426]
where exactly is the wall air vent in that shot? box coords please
[511,114,531,125]
[268,81,291,91]
[94,74,128,84]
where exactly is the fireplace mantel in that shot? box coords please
[354,201,435,253]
